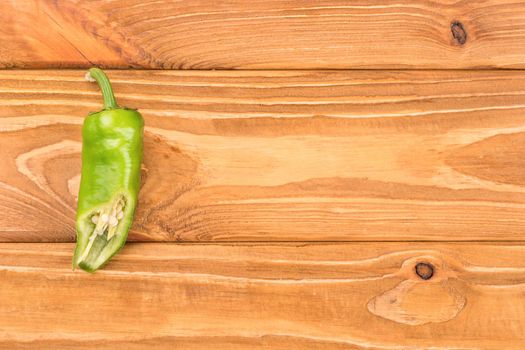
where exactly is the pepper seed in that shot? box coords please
[100,214,109,224]
[109,216,118,227]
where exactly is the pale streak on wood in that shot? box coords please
[2,0,525,68]
[1,264,393,285]
[67,174,81,200]
[16,140,80,214]
[0,100,98,108]
[1,243,525,348]
[2,70,525,242]
[0,332,455,350]
[0,115,83,132]
[215,197,525,209]
[433,165,525,193]
[2,70,522,86]
[5,87,525,106]
[0,181,72,228]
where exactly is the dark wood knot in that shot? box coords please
[451,21,467,45]
[415,262,434,280]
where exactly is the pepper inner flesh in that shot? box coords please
[78,196,126,264]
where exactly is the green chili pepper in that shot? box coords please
[73,68,144,272]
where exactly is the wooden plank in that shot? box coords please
[1,242,525,348]
[2,70,525,242]
[2,0,525,69]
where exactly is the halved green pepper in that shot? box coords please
[73,68,144,272]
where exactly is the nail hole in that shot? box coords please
[415,262,434,280]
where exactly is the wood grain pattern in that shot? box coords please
[1,242,525,349]
[3,0,525,69]
[2,70,525,242]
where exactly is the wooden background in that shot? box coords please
[2,0,525,348]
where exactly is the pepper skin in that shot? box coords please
[73,68,144,272]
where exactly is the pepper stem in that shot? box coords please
[86,68,119,109]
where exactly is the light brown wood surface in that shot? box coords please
[2,70,525,242]
[1,242,525,349]
[3,0,525,69]
[3,2,525,348]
